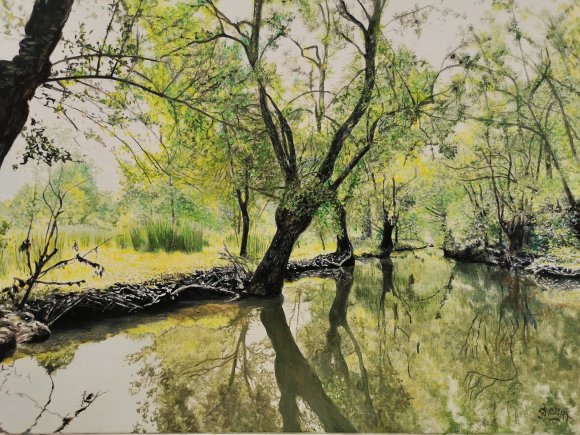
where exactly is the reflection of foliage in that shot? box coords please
[3,252,576,433]
[128,305,281,432]
[35,343,80,374]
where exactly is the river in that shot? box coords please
[0,250,578,433]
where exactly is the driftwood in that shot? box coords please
[286,248,355,280]
[357,244,430,259]
[27,267,243,325]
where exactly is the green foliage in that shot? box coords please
[16,119,73,169]
[225,231,272,260]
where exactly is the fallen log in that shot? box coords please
[286,249,355,279]
[357,244,430,259]
[26,267,243,326]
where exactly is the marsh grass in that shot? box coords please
[224,231,272,259]
[130,220,207,253]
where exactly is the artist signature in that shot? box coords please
[538,404,572,425]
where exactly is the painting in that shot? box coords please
[0,0,578,433]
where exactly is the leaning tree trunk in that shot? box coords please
[0,0,74,169]
[249,205,315,296]
[379,212,397,258]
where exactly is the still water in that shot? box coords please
[0,250,578,433]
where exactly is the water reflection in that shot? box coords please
[0,251,577,433]
[261,297,355,432]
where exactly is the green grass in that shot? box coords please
[224,231,272,259]
[130,220,207,253]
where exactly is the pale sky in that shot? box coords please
[0,0,562,200]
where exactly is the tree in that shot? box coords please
[447,0,579,242]
[0,0,74,169]
[1,168,104,309]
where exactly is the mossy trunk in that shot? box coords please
[249,206,314,296]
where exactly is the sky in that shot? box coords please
[0,0,562,200]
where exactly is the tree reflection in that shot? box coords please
[0,359,102,433]
[129,306,280,433]
[261,298,356,432]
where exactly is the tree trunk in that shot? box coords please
[335,203,353,256]
[240,207,250,257]
[0,0,74,169]
[505,215,530,254]
[249,206,314,296]
[236,190,250,257]
[379,212,397,258]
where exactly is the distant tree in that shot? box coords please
[1,169,104,309]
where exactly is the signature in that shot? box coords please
[538,404,572,425]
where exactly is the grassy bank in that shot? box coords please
[0,223,336,297]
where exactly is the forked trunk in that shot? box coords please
[249,207,314,296]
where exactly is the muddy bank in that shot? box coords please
[26,266,243,326]
[0,257,356,360]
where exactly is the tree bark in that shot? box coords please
[505,215,530,254]
[0,0,74,169]
[249,205,314,296]
[236,189,250,257]
[379,212,397,258]
[335,203,353,258]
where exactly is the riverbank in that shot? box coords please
[2,245,578,361]
[0,251,354,359]
[443,241,580,284]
